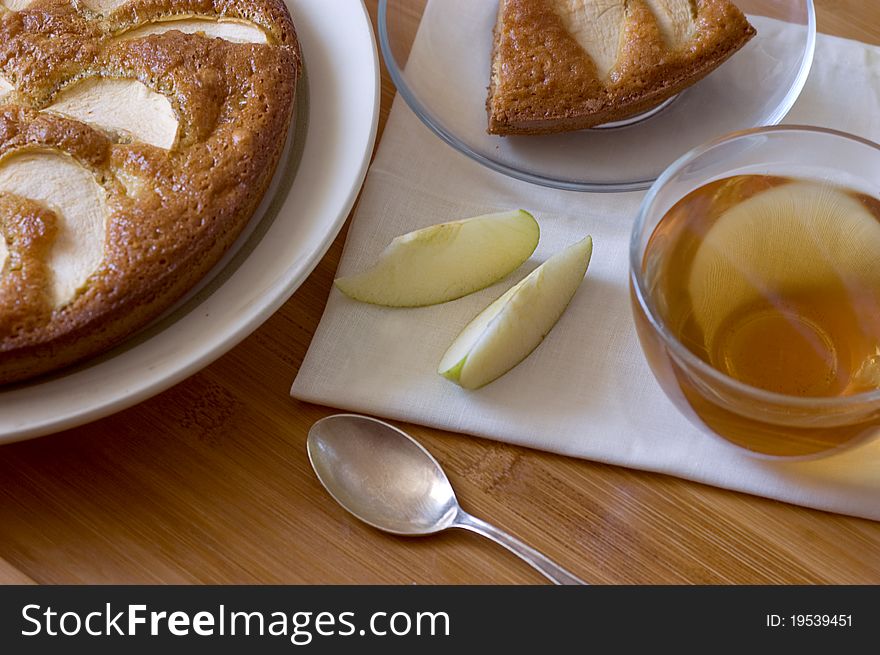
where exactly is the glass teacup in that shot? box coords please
[630,126,880,459]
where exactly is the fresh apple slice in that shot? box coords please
[439,236,593,390]
[334,210,539,307]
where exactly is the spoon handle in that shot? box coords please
[452,510,586,585]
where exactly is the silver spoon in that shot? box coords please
[307,414,585,585]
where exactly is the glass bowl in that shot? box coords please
[630,125,880,460]
[379,0,816,192]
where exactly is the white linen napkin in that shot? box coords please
[292,23,880,521]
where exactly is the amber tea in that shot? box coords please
[635,175,880,457]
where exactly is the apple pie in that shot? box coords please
[487,0,756,135]
[0,0,300,384]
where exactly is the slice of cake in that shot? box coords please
[487,0,756,135]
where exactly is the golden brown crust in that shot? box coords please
[0,195,57,340]
[0,0,299,384]
[487,0,756,135]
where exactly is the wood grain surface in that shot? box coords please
[0,0,878,585]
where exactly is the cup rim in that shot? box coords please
[630,124,880,411]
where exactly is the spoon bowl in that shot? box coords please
[307,414,459,535]
[307,413,585,585]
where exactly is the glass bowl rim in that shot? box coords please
[629,124,880,410]
[378,0,818,193]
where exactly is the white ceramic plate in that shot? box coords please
[0,0,380,444]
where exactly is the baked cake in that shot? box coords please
[487,0,756,135]
[0,0,300,384]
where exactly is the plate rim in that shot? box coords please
[0,0,381,444]
[379,0,817,193]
